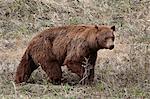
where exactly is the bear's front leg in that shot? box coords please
[66,61,91,85]
[66,61,85,79]
[87,52,97,84]
[64,40,96,84]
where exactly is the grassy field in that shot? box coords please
[0,0,150,98]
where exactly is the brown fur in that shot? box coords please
[15,25,115,85]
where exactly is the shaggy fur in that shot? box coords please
[15,25,115,85]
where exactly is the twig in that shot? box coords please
[11,81,17,98]
[79,57,93,84]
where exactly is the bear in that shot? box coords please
[15,25,115,85]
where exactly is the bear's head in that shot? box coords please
[96,25,115,50]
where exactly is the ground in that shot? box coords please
[0,0,150,98]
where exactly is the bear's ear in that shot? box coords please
[111,26,115,31]
[95,25,98,29]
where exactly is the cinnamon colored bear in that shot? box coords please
[15,25,115,85]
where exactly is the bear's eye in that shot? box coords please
[105,37,114,41]
[112,37,115,41]
[105,37,108,41]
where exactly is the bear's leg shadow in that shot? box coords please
[15,52,38,83]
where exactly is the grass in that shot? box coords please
[0,0,150,98]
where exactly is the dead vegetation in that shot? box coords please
[0,0,150,98]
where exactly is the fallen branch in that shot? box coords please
[79,57,93,84]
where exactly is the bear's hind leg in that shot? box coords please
[15,53,38,84]
[41,61,62,85]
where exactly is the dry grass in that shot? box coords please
[0,0,150,98]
